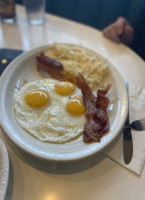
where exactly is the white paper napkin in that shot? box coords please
[103,84,145,176]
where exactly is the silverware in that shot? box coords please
[123,82,133,164]
[124,118,145,131]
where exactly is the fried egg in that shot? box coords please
[14,78,86,143]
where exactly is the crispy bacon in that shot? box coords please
[77,73,111,143]
[36,55,64,80]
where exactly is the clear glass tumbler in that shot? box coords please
[23,0,46,25]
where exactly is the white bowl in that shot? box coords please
[0,44,128,162]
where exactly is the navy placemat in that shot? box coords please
[0,49,24,76]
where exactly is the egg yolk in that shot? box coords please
[25,90,50,108]
[66,97,85,116]
[55,81,76,95]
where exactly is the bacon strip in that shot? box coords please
[36,55,64,80]
[77,73,111,142]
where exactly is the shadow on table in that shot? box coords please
[1,127,120,175]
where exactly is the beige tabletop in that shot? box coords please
[1,4,145,200]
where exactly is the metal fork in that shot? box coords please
[124,118,145,131]
[124,81,145,131]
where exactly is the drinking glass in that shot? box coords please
[0,0,16,24]
[23,0,46,25]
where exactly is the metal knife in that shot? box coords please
[123,82,133,164]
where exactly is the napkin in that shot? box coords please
[102,84,145,176]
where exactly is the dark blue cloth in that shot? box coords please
[0,49,23,75]
[130,4,145,60]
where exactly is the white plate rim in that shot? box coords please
[0,44,128,162]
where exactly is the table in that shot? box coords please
[1,4,145,200]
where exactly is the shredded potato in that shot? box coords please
[45,43,110,91]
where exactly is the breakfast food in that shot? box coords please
[14,78,86,143]
[44,43,110,91]
[14,43,111,143]
[36,55,64,81]
[77,73,111,142]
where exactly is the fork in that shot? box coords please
[124,118,145,131]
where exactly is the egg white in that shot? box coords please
[14,78,86,143]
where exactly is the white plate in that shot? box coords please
[0,137,9,200]
[0,44,128,162]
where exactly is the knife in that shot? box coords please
[123,82,133,164]
[0,48,24,75]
